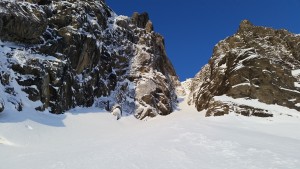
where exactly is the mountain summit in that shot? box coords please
[0,0,181,119]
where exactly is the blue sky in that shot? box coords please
[106,0,300,81]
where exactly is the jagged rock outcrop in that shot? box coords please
[0,1,47,43]
[0,0,180,118]
[188,20,300,117]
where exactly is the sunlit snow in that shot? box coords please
[1,96,300,169]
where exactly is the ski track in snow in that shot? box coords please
[1,97,300,169]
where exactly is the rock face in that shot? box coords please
[0,1,47,43]
[0,0,180,119]
[188,20,300,117]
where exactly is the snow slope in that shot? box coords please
[1,97,300,169]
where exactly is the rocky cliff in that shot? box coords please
[188,20,300,117]
[0,0,180,119]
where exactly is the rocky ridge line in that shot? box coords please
[188,20,300,117]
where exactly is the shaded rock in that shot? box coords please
[0,98,4,112]
[0,1,47,43]
[0,17,3,32]
[7,97,23,112]
[131,12,150,29]
[22,87,40,102]
[0,72,10,86]
[116,18,129,29]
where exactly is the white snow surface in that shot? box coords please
[1,97,300,169]
[180,78,193,95]
[292,69,300,77]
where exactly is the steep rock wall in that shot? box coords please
[0,0,180,119]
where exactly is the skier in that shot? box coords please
[111,104,122,120]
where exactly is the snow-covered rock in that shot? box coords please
[0,0,180,119]
[189,20,300,117]
[0,1,47,43]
